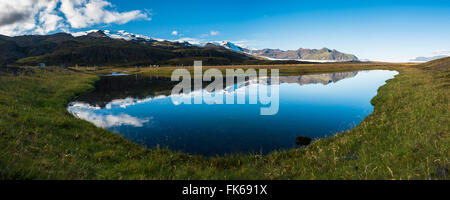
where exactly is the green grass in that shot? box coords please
[0,60,448,180]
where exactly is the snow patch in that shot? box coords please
[71,29,153,41]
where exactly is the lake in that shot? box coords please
[68,70,398,156]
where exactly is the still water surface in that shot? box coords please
[68,70,398,156]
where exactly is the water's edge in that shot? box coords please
[66,70,400,156]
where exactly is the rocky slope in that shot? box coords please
[250,48,358,61]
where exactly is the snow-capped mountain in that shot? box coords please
[210,41,248,53]
[105,30,153,41]
[1,30,257,66]
[71,30,248,49]
[170,39,250,52]
[71,30,157,41]
[69,30,358,62]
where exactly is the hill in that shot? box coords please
[419,56,450,71]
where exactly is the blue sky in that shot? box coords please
[1,0,449,62]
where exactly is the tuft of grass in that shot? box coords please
[0,60,448,180]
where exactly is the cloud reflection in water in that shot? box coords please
[68,102,151,128]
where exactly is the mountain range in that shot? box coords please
[208,41,358,62]
[0,30,359,66]
[248,48,358,62]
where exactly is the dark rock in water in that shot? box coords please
[296,136,312,146]
[436,168,448,177]
[346,154,358,160]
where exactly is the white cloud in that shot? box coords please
[59,0,150,29]
[171,30,178,36]
[0,0,150,36]
[433,50,450,56]
[210,30,220,36]
[0,0,60,36]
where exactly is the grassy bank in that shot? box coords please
[70,62,410,77]
[0,60,448,180]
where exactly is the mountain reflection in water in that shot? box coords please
[75,72,358,108]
